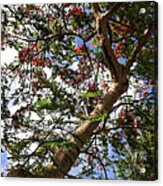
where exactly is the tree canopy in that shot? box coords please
[1,2,158,180]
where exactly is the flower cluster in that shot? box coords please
[113,43,125,59]
[67,7,84,18]
[18,44,37,63]
[19,47,32,62]
[88,83,96,92]
[118,108,140,128]
[32,57,48,67]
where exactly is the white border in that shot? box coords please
[0,0,162,186]
[0,0,158,4]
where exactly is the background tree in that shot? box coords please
[1,2,158,180]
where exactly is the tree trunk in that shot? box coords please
[8,81,128,178]
[45,81,128,178]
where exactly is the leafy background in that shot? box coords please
[1,1,157,180]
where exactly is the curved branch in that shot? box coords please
[102,3,122,19]
[80,150,109,179]
[126,23,153,72]
[42,82,128,178]
[92,3,125,82]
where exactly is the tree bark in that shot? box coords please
[8,81,128,178]
[43,81,128,178]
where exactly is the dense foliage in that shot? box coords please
[1,2,157,180]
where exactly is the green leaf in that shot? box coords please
[77,111,108,122]
[36,97,51,107]
[35,97,53,110]
[80,90,103,98]
[40,77,55,90]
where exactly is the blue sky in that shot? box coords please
[75,37,84,46]
[1,151,8,176]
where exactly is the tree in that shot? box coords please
[1,2,158,180]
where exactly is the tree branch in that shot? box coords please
[102,3,123,19]
[80,150,108,179]
[92,3,125,82]
[9,82,128,178]
[126,23,153,72]
[41,82,128,178]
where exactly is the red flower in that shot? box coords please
[89,84,95,92]
[115,43,120,49]
[39,61,44,67]
[148,80,154,86]
[67,7,84,18]
[25,7,30,14]
[118,110,126,121]
[74,45,84,54]
[19,48,31,62]
[143,88,147,94]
